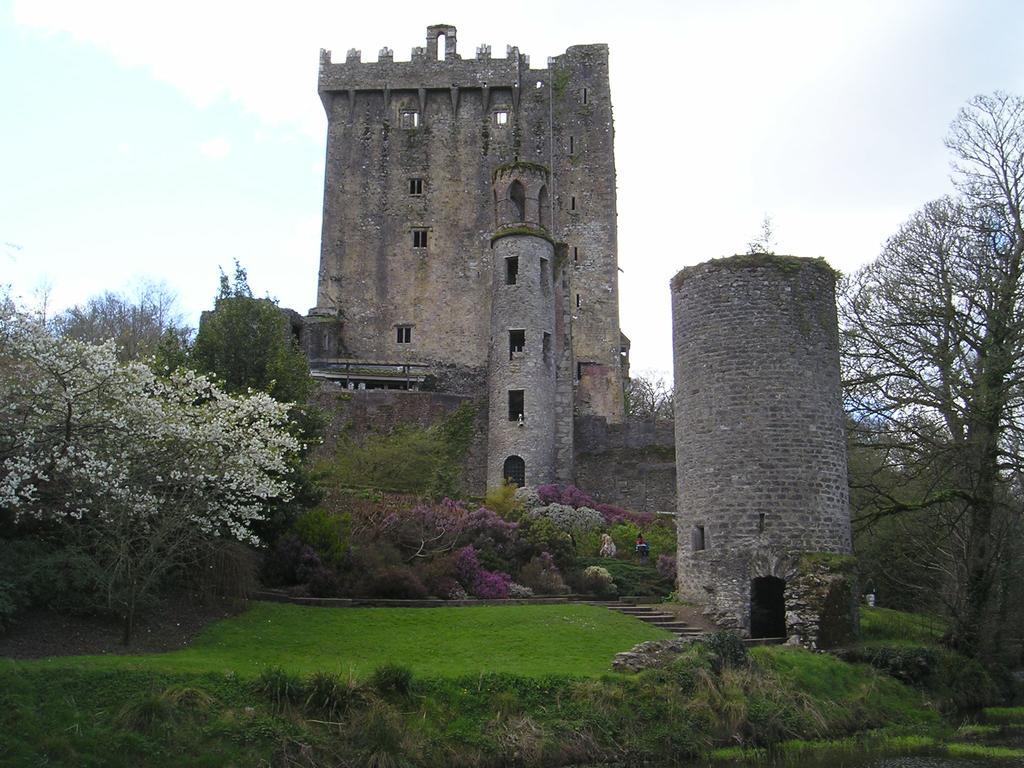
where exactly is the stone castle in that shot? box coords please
[301,24,627,491]
[293,26,855,644]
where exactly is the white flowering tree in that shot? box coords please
[0,301,300,641]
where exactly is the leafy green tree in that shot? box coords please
[192,263,313,405]
[191,263,324,540]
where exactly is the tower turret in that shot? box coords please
[487,163,557,488]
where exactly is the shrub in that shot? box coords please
[536,484,596,508]
[254,666,306,710]
[307,566,342,598]
[293,508,349,567]
[529,503,604,533]
[484,481,522,519]
[580,565,617,597]
[519,552,569,595]
[513,485,541,512]
[656,553,677,582]
[508,582,534,598]
[517,515,575,567]
[474,570,512,599]
[576,557,674,597]
[371,663,414,696]
[369,566,428,599]
[593,502,656,527]
[262,534,306,586]
[838,645,937,686]
[454,545,512,599]
[305,670,368,718]
[705,631,749,671]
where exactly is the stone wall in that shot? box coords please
[310,26,624,422]
[671,255,853,635]
[312,384,489,495]
[573,416,676,513]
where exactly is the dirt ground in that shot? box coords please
[0,594,246,660]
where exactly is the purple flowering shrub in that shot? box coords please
[536,484,596,509]
[454,545,512,599]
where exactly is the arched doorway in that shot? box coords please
[750,576,786,638]
[502,455,525,487]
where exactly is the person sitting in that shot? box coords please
[635,534,649,559]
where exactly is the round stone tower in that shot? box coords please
[486,163,557,490]
[671,255,853,645]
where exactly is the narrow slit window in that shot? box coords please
[692,525,706,551]
[582,87,588,104]
[400,110,420,129]
[542,332,551,361]
[509,329,525,359]
[576,293,581,308]
[505,256,519,285]
[569,136,575,154]
[508,389,524,422]
[570,196,576,211]
[412,229,428,249]
[396,325,412,344]
[494,109,509,126]
[539,257,549,286]
[758,513,766,533]
[573,246,579,264]
[409,178,423,195]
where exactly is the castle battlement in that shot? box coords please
[318,25,606,100]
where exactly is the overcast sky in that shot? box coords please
[2,0,1023,376]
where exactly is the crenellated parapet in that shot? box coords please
[317,25,600,115]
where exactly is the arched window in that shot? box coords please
[750,576,786,639]
[509,180,526,222]
[538,185,549,229]
[502,455,526,487]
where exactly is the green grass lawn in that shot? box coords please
[12,602,671,678]
[859,606,946,646]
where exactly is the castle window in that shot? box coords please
[503,455,526,487]
[509,180,526,222]
[570,196,577,211]
[542,332,551,362]
[509,329,525,359]
[396,325,412,344]
[569,136,575,154]
[758,513,766,533]
[538,185,549,229]
[412,228,428,249]
[573,246,579,264]
[494,109,509,126]
[409,177,423,195]
[400,109,420,129]
[505,256,519,285]
[576,293,581,308]
[582,87,588,104]
[508,389,524,421]
[540,257,550,288]
[692,525,706,551]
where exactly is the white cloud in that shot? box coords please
[199,136,232,159]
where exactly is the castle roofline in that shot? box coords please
[670,254,838,290]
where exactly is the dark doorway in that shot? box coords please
[750,576,786,638]
[503,455,525,487]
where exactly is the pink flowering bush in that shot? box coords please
[454,545,512,599]
[536,484,596,509]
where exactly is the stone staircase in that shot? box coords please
[587,600,706,640]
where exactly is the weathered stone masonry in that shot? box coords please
[302,24,629,491]
[671,255,855,647]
